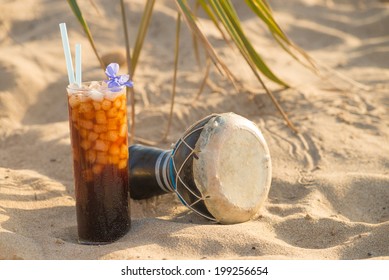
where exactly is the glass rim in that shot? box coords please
[66,81,125,93]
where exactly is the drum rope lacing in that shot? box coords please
[169,123,218,222]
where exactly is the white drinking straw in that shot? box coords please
[75,43,82,87]
[59,23,75,85]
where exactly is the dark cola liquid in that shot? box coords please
[73,161,130,244]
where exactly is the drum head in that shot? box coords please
[193,113,272,224]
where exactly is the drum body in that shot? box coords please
[170,113,272,224]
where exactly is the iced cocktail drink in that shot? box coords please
[67,82,130,244]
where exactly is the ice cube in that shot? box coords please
[68,95,80,108]
[106,131,119,142]
[96,152,108,164]
[88,131,99,142]
[88,81,101,89]
[79,95,91,103]
[109,155,120,164]
[109,143,120,155]
[118,159,127,169]
[120,144,128,159]
[89,89,104,102]
[92,164,103,174]
[119,123,127,137]
[93,124,108,134]
[95,110,107,124]
[67,83,80,94]
[105,91,122,101]
[101,99,112,110]
[106,107,118,118]
[94,139,109,152]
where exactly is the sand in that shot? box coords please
[0,0,388,260]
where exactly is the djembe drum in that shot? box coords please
[129,113,272,224]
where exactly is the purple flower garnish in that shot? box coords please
[105,63,133,90]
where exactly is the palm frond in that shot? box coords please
[120,0,136,144]
[207,0,289,86]
[176,0,239,90]
[131,0,156,77]
[163,13,182,140]
[194,56,212,100]
[196,0,233,48]
[176,0,298,131]
[245,0,317,70]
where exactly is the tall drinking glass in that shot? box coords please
[67,82,130,244]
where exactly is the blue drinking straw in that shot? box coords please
[75,43,82,87]
[59,23,75,85]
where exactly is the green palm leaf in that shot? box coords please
[176,0,238,87]
[206,0,289,86]
[164,13,182,140]
[131,0,156,77]
[176,0,296,131]
[245,0,317,70]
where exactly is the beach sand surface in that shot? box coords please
[0,0,388,259]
